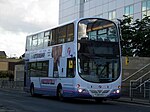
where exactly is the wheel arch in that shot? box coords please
[56,83,62,95]
[57,83,62,91]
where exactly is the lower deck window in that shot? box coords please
[28,61,49,77]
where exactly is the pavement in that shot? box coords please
[0,87,24,93]
[115,97,150,106]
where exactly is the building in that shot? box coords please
[0,58,21,80]
[0,51,7,58]
[0,59,20,72]
[59,0,150,24]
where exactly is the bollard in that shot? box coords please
[130,82,133,101]
[149,83,150,103]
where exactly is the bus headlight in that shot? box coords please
[116,90,120,94]
[112,89,120,94]
[78,88,83,93]
[78,88,88,93]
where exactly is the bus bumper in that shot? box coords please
[63,88,121,99]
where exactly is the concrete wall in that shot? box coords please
[14,65,24,81]
[0,62,8,71]
[122,57,150,80]
[0,59,21,72]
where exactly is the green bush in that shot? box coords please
[0,71,13,78]
[120,15,150,57]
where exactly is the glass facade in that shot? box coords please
[125,5,134,17]
[59,0,149,24]
[108,10,116,20]
[142,0,150,18]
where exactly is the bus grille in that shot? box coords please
[89,89,110,94]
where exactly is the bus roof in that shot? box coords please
[26,17,116,37]
[27,19,76,37]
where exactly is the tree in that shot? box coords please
[120,15,150,57]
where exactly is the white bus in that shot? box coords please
[24,18,122,102]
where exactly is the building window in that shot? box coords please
[124,5,134,17]
[142,0,150,18]
[108,10,116,20]
[95,14,103,18]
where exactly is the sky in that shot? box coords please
[0,0,59,57]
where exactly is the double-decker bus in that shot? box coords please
[24,18,122,102]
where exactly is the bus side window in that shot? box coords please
[51,29,57,45]
[26,36,32,51]
[37,32,44,49]
[66,24,74,42]
[30,62,36,77]
[29,61,49,77]
[44,30,51,47]
[58,26,66,44]
[32,35,38,50]
[67,58,75,78]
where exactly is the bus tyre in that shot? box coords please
[30,85,35,97]
[57,87,64,101]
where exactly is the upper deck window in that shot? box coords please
[32,35,38,49]
[44,30,51,47]
[66,24,74,42]
[51,29,57,45]
[26,23,74,51]
[78,18,118,42]
[26,36,32,51]
[58,26,66,44]
[37,33,44,49]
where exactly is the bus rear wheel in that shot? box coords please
[57,87,64,101]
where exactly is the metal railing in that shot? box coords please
[129,70,150,102]
[0,80,24,90]
[123,63,150,82]
[144,79,150,98]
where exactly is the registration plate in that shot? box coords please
[93,93,106,97]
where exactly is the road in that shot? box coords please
[0,89,150,112]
